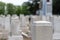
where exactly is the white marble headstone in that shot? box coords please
[20,14,26,27]
[8,15,23,40]
[53,16,60,40]
[31,21,53,40]
[0,15,5,29]
[5,15,11,33]
[11,15,21,35]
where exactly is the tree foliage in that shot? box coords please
[0,2,5,15]
[22,1,40,15]
[16,6,21,16]
[21,2,32,15]
[53,0,60,15]
[7,3,16,16]
[0,1,41,15]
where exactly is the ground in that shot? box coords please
[23,36,31,40]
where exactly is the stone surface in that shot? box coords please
[23,36,31,40]
[5,15,10,33]
[20,15,30,34]
[8,35,23,40]
[8,15,23,40]
[31,21,53,40]
[11,15,21,35]
[54,16,60,33]
[53,16,60,40]
[0,27,9,39]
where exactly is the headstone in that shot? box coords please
[11,15,21,35]
[30,15,41,22]
[46,16,54,28]
[8,15,23,40]
[0,15,5,29]
[41,15,47,21]
[46,0,52,16]
[40,0,47,15]
[20,14,26,27]
[53,16,60,40]
[8,35,23,40]
[0,15,9,40]
[31,21,53,40]
[5,15,11,33]
[54,16,60,33]
[25,15,30,25]
[20,15,28,33]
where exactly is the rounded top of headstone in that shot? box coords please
[12,15,18,17]
[30,15,37,18]
[25,15,30,18]
[33,21,50,23]
[20,14,24,17]
[12,14,17,17]
[0,15,5,17]
[7,15,10,17]
[11,15,19,19]
[12,16,19,19]
[32,21,52,27]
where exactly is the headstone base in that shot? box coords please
[53,33,60,40]
[8,35,23,40]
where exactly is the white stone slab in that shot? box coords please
[20,15,25,27]
[31,21,53,40]
[53,16,60,40]
[54,16,60,33]
[5,16,10,33]
[53,33,60,39]
[11,16,21,35]
[0,16,5,29]
[8,35,23,40]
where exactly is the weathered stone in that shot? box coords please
[31,21,53,40]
